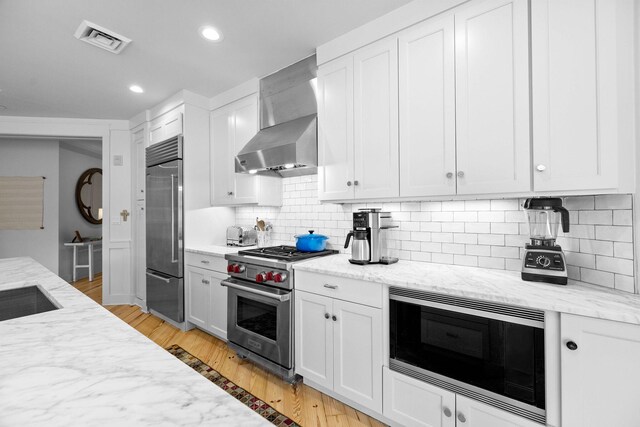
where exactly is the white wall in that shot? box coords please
[0,139,60,273]
[58,143,102,282]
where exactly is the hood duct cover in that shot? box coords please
[235,55,318,177]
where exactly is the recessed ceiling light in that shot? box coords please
[200,26,222,42]
[129,85,144,94]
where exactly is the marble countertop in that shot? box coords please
[0,257,269,426]
[186,244,256,257]
[294,254,640,325]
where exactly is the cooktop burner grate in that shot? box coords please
[237,245,337,261]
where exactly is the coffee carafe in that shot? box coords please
[521,197,570,285]
[344,208,398,265]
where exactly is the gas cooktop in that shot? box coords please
[237,245,338,261]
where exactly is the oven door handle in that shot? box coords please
[221,279,290,302]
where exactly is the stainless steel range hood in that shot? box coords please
[236,55,318,178]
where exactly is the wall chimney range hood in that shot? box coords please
[235,55,318,178]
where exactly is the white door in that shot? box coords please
[454,0,530,195]
[332,299,382,413]
[294,291,333,389]
[531,0,620,191]
[210,106,232,205]
[208,271,228,340]
[317,55,355,201]
[399,13,456,197]
[383,367,456,427]
[134,201,146,304]
[353,36,400,199]
[561,313,640,427]
[231,95,259,204]
[456,395,540,427]
[186,267,209,329]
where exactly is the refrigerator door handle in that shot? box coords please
[146,271,171,283]
[171,173,178,264]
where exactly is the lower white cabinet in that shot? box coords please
[295,289,382,413]
[560,313,640,427]
[185,256,228,340]
[383,368,540,427]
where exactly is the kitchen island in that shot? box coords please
[0,257,269,426]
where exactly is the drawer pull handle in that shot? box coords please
[202,279,210,285]
[323,284,338,289]
[201,260,210,264]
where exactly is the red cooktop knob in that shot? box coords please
[274,273,287,283]
[233,264,245,274]
[256,272,266,283]
[227,264,235,273]
[265,271,274,281]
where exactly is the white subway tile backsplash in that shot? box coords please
[238,176,635,293]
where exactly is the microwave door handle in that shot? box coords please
[171,174,178,263]
[221,279,290,302]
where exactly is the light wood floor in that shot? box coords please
[73,275,385,427]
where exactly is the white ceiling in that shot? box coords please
[0,0,411,120]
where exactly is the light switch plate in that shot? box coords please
[113,154,123,166]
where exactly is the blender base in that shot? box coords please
[522,272,567,285]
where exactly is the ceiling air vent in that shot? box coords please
[74,20,131,54]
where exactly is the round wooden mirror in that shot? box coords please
[76,168,103,224]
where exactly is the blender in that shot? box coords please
[521,197,570,285]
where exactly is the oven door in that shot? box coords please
[222,278,292,369]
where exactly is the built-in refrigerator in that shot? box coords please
[145,135,184,325]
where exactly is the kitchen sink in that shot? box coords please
[0,286,59,321]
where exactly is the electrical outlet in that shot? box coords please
[113,154,123,166]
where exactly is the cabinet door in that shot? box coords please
[231,95,259,204]
[134,201,146,304]
[294,291,333,389]
[133,127,147,201]
[150,109,183,145]
[383,367,456,427]
[208,271,228,340]
[186,267,209,329]
[561,314,640,427]
[332,299,382,413]
[455,0,530,194]
[353,36,400,199]
[531,0,620,191]
[399,13,456,197]
[210,107,232,204]
[456,395,540,427]
[317,56,355,201]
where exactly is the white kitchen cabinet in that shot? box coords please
[531,0,625,191]
[454,0,530,195]
[560,313,640,427]
[398,13,456,197]
[133,201,146,306]
[384,367,539,427]
[317,55,354,201]
[210,94,282,207]
[149,107,183,145]
[132,125,147,201]
[295,289,382,413]
[185,253,228,340]
[318,36,398,201]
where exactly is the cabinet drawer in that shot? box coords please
[185,252,227,273]
[295,270,382,308]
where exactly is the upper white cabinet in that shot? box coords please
[318,36,399,201]
[398,14,456,197]
[210,94,282,207]
[560,313,640,427]
[531,0,627,191]
[149,107,183,145]
[454,0,530,195]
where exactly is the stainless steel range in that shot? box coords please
[223,245,337,381]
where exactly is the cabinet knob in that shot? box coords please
[332,315,337,322]
[325,313,330,319]
[354,180,359,186]
[227,191,234,196]
[566,340,578,351]
[446,172,453,179]
[457,412,466,423]
[443,407,452,417]
[202,279,210,285]
[536,164,547,172]
[347,181,352,187]
[457,171,465,178]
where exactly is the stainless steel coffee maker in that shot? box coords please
[344,208,398,265]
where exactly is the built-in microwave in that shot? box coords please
[389,287,546,425]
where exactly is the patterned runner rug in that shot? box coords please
[167,344,301,427]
